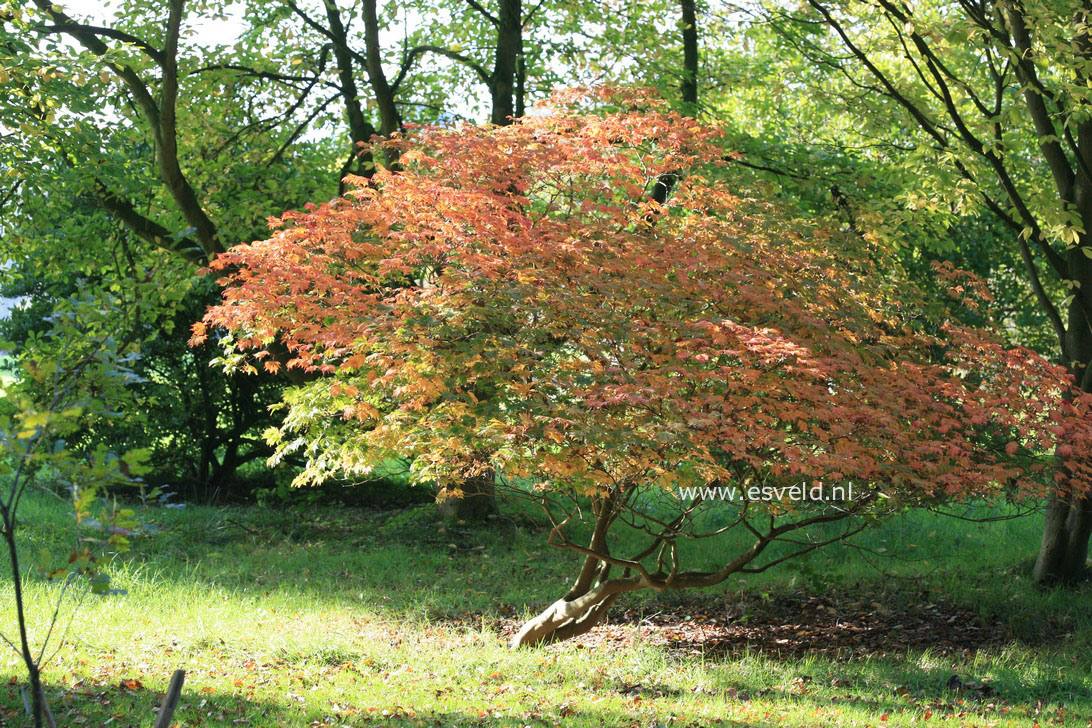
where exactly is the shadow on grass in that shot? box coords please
[3,680,772,727]
[12,496,1092,671]
[131,501,1092,638]
[705,662,1092,725]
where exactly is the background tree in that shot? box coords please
[679,0,698,110]
[0,0,590,504]
[1,0,341,495]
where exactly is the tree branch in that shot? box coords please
[30,0,221,258]
[461,0,499,26]
[393,45,492,92]
[90,180,206,265]
[37,23,164,65]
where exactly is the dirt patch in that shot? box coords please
[500,590,1007,658]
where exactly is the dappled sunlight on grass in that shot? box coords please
[0,493,1090,726]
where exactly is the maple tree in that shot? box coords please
[196,90,1092,645]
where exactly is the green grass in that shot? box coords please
[0,490,1090,726]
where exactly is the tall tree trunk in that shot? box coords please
[679,0,699,112]
[515,37,526,118]
[489,0,522,125]
[323,0,380,186]
[362,0,402,138]
[1034,489,1092,583]
[1035,246,1092,584]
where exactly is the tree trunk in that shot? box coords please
[515,37,526,119]
[4,519,42,727]
[362,0,402,138]
[510,583,625,647]
[1034,489,1092,584]
[679,0,699,112]
[437,469,498,522]
[1035,248,1092,584]
[323,0,380,187]
[489,0,522,125]
[29,668,43,728]
[511,496,635,646]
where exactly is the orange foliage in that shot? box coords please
[196,89,1092,500]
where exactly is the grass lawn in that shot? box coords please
[1,490,1090,726]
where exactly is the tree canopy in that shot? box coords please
[196,93,1092,643]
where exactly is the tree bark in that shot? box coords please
[1034,246,1092,584]
[515,37,526,118]
[361,0,402,138]
[1034,490,1092,584]
[679,0,698,112]
[158,0,220,258]
[152,670,186,728]
[511,497,627,646]
[489,0,522,125]
[511,581,630,647]
[322,0,381,184]
[29,670,43,728]
[4,521,42,727]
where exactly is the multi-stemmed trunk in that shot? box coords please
[511,577,633,647]
[511,495,624,647]
[1035,487,1092,584]
[510,489,865,647]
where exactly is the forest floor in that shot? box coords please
[1,491,1090,727]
